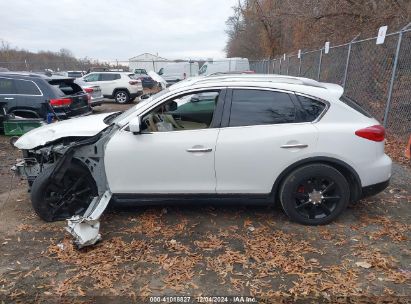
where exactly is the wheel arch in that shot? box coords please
[112,87,130,97]
[272,156,362,203]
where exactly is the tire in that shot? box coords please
[31,161,97,222]
[279,163,349,225]
[114,90,130,104]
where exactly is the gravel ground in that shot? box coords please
[0,100,410,303]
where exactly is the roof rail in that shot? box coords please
[186,74,325,88]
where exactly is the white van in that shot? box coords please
[199,58,250,75]
[158,62,199,84]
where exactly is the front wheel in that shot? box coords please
[279,164,349,225]
[31,162,97,222]
[114,90,130,104]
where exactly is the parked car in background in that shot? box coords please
[81,72,143,103]
[158,62,199,85]
[0,72,92,121]
[60,71,84,78]
[133,68,157,89]
[13,74,391,247]
[75,79,104,107]
[199,58,250,75]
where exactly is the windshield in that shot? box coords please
[109,89,170,125]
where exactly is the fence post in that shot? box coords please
[383,22,411,127]
[298,54,302,76]
[287,57,290,75]
[267,59,270,74]
[317,49,323,81]
[343,34,360,89]
[279,58,282,75]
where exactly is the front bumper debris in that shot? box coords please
[66,190,112,248]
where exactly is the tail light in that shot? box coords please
[355,125,385,142]
[50,98,72,108]
[84,87,94,93]
[129,80,140,85]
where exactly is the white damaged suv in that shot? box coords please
[12,74,392,247]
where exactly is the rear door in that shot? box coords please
[215,88,319,194]
[100,73,120,96]
[0,77,19,113]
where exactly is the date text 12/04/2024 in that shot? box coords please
[149,296,257,303]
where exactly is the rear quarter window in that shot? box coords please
[296,95,326,122]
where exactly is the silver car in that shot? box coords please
[75,79,104,107]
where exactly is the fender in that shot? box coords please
[271,156,362,203]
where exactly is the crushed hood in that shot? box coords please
[14,113,114,150]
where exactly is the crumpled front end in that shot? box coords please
[12,125,117,248]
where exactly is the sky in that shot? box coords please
[0,0,238,62]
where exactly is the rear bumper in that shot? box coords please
[361,179,390,199]
[90,97,104,107]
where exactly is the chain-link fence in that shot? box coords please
[250,24,411,142]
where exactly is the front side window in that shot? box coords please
[84,73,100,82]
[15,79,41,95]
[141,91,220,132]
[0,78,16,94]
[229,89,296,127]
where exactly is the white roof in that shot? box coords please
[169,74,344,101]
[129,53,168,61]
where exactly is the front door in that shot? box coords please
[105,89,225,194]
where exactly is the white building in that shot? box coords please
[129,53,168,73]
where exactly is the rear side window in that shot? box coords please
[101,73,121,81]
[0,78,16,94]
[229,89,296,127]
[296,95,326,122]
[15,79,41,95]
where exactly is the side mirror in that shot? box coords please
[129,116,141,134]
[140,94,150,100]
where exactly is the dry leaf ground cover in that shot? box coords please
[0,102,410,303]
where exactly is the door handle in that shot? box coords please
[281,144,308,149]
[4,97,14,100]
[186,147,213,153]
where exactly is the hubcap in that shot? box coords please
[308,189,323,205]
[294,177,341,220]
[117,92,127,103]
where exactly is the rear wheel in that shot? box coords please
[31,162,97,222]
[114,90,130,104]
[279,164,349,225]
